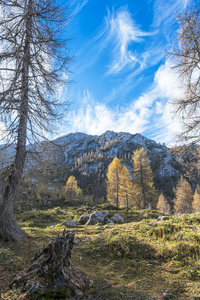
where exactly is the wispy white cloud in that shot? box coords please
[70,0,88,15]
[68,100,151,136]
[104,8,151,74]
[64,59,183,146]
[62,1,195,145]
[65,87,157,137]
[150,60,184,145]
[77,6,153,75]
[152,0,190,28]
[101,7,151,74]
[154,60,182,99]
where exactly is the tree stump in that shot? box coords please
[11,231,93,299]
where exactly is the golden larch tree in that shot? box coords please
[157,193,171,214]
[192,187,200,212]
[174,177,193,214]
[133,147,157,209]
[62,176,82,202]
[107,157,124,208]
[120,165,135,208]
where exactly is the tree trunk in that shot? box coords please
[0,0,31,241]
[140,159,146,209]
[11,232,93,299]
[116,170,119,208]
[0,165,24,241]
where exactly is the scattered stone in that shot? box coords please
[78,214,90,225]
[61,220,75,227]
[157,216,169,221]
[86,211,108,225]
[110,213,124,224]
[78,211,124,226]
[106,218,115,224]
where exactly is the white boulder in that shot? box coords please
[78,214,90,225]
[110,213,124,224]
[86,211,108,225]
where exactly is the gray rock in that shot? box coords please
[86,211,108,225]
[61,220,75,227]
[110,213,124,224]
[157,216,169,221]
[78,214,90,225]
[107,218,115,224]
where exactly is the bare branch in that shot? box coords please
[168,8,200,144]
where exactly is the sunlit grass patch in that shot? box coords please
[1,208,200,299]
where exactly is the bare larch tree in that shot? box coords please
[169,8,200,143]
[0,0,71,241]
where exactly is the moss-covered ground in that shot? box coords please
[1,204,200,299]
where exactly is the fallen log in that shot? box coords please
[11,231,93,299]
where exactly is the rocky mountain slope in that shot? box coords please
[1,130,198,200]
[30,131,183,199]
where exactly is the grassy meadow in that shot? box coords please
[1,205,200,299]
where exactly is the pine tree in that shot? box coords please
[132,147,157,209]
[157,193,171,214]
[174,177,193,214]
[107,157,124,208]
[192,187,200,212]
[62,176,82,202]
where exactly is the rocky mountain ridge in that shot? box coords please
[0,130,197,200]
[37,130,181,199]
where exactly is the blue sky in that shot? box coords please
[58,0,198,145]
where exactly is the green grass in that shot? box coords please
[1,206,200,299]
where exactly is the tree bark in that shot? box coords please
[0,165,24,241]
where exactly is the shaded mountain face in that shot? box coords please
[1,130,196,201]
